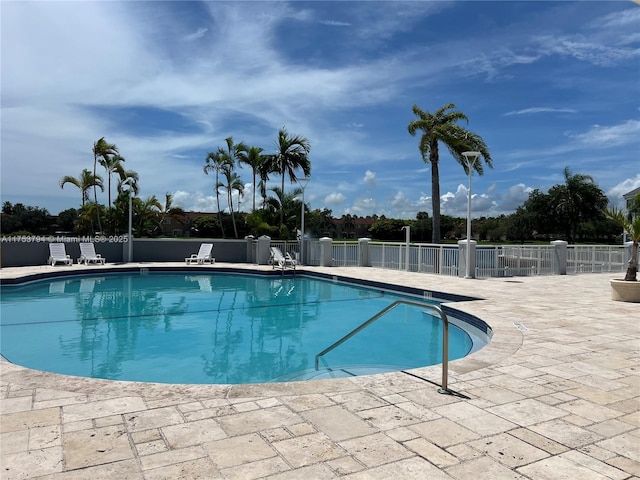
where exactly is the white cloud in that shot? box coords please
[324,192,346,205]
[504,107,577,116]
[363,170,377,186]
[571,119,640,147]
[606,174,640,204]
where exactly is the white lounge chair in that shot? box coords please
[48,243,72,266]
[78,242,106,265]
[269,246,296,270]
[185,243,214,264]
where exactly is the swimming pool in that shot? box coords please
[0,271,489,384]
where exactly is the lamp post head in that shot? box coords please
[297,177,310,190]
[462,151,481,161]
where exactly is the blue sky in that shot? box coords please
[1,1,639,219]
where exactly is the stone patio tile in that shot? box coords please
[6,388,33,398]
[433,401,488,422]
[63,397,147,423]
[495,364,543,379]
[607,456,640,477]
[609,398,640,415]
[63,424,133,470]
[328,391,390,411]
[233,400,260,412]
[161,417,226,448]
[144,457,221,480]
[564,414,595,427]
[560,450,629,480]
[273,432,346,468]
[565,386,627,406]
[2,447,62,479]
[261,427,293,443]
[342,456,451,480]
[356,404,420,430]
[486,375,556,397]
[578,444,619,461]
[404,437,459,467]
[29,424,62,449]
[408,417,480,448]
[176,401,203,413]
[446,442,484,462]
[468,432,549,468]
[326,455,365,475]
[398,387,461,408]
[618,411,640,427]
[221,456,290,480]
[510,427,571,455]
[446,455,524,480]
[587,418,637,437]
[457,412,518,436]
[94,413,124,428]
[0,406,60,433]
[182,404,236,421]
[264,463,338,479]
[256,397,281,408]
[279,393,335,411]
[488,398,567,427]
[130,428,163,444]
[559,399,624,423]
[63,419,93,433]
[517,454,618,480]
[530,419,604,448]
[464,385,526,405]
[302,405,376,442]
[570,375,629,392]
[0,430,29,454]
[204,433,276,469]
[385,426,420,442]
[596,432,640,462]
[0,396,33,414]
[139,445,208,470]
[394,400,442,421]
[125,406,184,432]
[287,421,316,436]
[217,406,302,436]
[338,432,413,467]
[135,439,168,456]
[29,458,142,480]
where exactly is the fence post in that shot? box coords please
[319,237,333,267]
[358,238,371,267]
[457,240,477,278]
[257,235,271,265]
[551,240,568,275]
[245,235,255,263]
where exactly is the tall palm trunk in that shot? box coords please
[430,142,441,244]
[216,170,225,239]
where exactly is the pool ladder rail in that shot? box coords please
[314,299,452,394]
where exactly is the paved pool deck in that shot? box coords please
[1,263,638,479]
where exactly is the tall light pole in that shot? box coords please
[122,178,134,263]
[462,151,480,279]
[297,177,310,265]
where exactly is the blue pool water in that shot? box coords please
[0,272,478,384]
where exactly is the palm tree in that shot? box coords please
[116,170,140,197]
[238,146,265,212]
[408,103,491,243]
[154,193,185,236]
[604,205,640,281]
[92,137,118,231]
[60,169,104,206]
[219,165,245,238]
[99,154,126,207]
[267,186,303,236]
[133,196,162,237]
[204,151,231,238]
[265,127,311,227]
[549,167,608,243]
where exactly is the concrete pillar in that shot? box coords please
[551,240,568,275]
[245,235,255,263]
[358,238,371,267]
[257,235,271,265]
[319,237,333,267]
[458,240,477,278]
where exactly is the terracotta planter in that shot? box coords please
[610,279,640,303]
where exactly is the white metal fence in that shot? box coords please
[293,240,630,279]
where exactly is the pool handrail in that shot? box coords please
[314,299,451,393]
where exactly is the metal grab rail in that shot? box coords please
[314,300,451,393]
